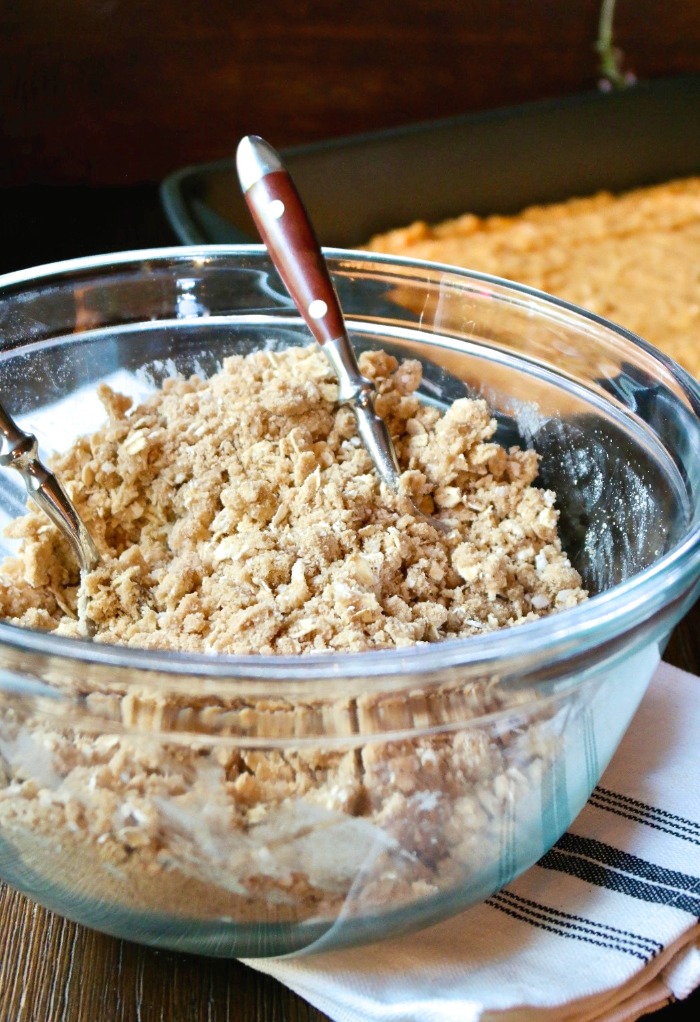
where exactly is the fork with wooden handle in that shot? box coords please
[236,134,447,532]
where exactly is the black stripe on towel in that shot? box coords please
[487,890,660,961]
[589,787,700,845]
[538,835,700,917]
[556,834,700,893]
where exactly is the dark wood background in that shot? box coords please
[1,0,700,188]
[1,1,699,1019]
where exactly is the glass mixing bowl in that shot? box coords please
[0,247,699,958]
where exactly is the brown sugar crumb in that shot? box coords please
[0,345,585,653]
[366,177,700,378]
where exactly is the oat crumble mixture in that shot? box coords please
[0,344,586,929]
[0,345,585,649]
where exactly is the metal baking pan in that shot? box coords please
[160,74,700,246]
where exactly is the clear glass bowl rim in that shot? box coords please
[0,244,699,682]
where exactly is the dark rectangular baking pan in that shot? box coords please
[160,74,700,247]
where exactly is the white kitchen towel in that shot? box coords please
[245,661,700,1022]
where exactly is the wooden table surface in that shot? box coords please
[0,184,698,1021]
